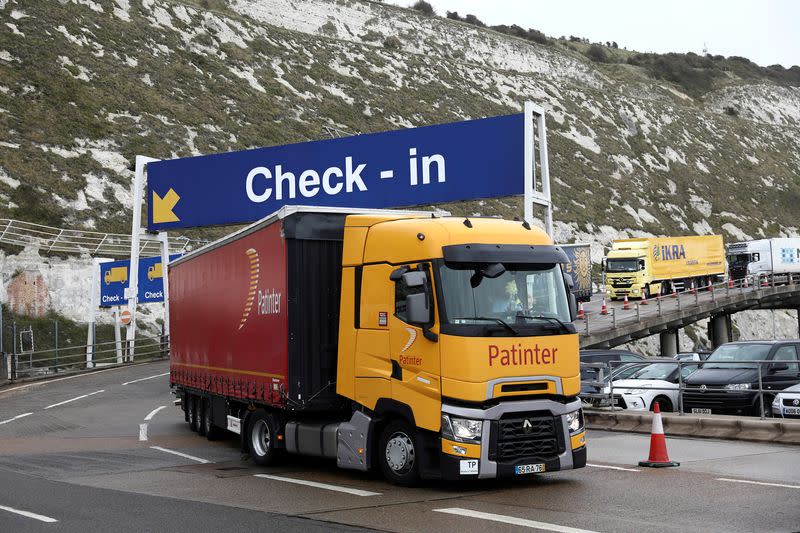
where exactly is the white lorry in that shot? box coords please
[727,238,800,281]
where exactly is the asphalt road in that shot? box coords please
[0,361,798,532]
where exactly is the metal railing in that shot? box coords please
[580,358,800,420]
[1,334,169,381]
[579,273,800,336]
[0,218,203,258]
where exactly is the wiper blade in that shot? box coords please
[453,316,518,335]
[515,314,572,334]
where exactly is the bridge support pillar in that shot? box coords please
[709,314,732,348]
[660,329,679,357]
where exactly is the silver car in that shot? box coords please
[772,383,800,418]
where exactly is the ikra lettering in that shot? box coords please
[488,344,558,367]
[652,244,686,261]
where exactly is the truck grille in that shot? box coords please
[492,415,562,462]
[611,279,633,288]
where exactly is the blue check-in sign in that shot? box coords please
[147,113,526,230]
[99,255,180,307]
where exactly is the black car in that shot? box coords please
[682,340,800,416]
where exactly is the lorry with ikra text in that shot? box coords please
[168,206,586,485]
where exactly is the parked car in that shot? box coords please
[673,351,710,362]
[683,340,800,416]
[772,383,800,418]
[580,349,646,406]
[612,360,700,412]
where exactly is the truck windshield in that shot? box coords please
[438,263,570,329]
[703,344,771,369]
[727,253,750,264]
[606,258,640,273]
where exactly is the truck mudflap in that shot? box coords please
[433,398,586,481]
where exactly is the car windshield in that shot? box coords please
[703,344,772,369]
[628,363,678,381]
[439,262,570,326]
[606,258,640,273]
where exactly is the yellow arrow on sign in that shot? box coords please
[152,188,180,223]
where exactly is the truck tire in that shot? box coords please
[378,420,421,486]
[203,399,220,441]
[188,395,199,432]
[247,410,278,466]
[197,398,207,437]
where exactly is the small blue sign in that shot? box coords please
[147,113,525,230]
[99,255,180,307]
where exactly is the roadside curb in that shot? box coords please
[585,409,800,445]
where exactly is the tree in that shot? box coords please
[412,0,435,15]
[585,44,609,63]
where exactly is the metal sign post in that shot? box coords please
[523,102,553,238]
[126,155,160,361]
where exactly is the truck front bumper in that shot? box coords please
[435,398,586,480]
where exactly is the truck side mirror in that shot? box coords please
[568,293,577,322]
[406,293,430,325]
[600,259,606,273]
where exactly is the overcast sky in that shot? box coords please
[385,0,799,68]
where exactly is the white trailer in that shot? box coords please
[727,238,800,280]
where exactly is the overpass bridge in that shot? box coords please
[578,277,800,355]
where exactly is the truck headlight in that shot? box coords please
[724,383,751,391]
[441,414,482,444]
[567,410,584,434]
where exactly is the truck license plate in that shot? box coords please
[515,463,545,475]
[459,459,479,475]
[785,407,800,415]
[691,408,711,414]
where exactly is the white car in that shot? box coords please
[611,362,700,412]
[772,383,800,418]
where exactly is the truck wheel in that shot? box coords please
[204,399,220,441]
[188,395,199,432]
[247,410,278,466]
[197,398,207,437]
[378,420,421,486]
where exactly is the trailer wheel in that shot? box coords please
[197,398,207,437]
[204,399,220,441]
[188,395,199,432]
[378,420,420,486]
[247,410,278,466]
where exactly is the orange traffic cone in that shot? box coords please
[671,287,677,298]
[600,299,608,315]
[690,281,696,294]
[577,302,585,320]
[728,278,734,289]
[623,295,630,310]
[641,292,648,305]
[639,402,680,468]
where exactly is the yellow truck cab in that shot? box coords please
[604,236,725,299]
[336,213,586,483]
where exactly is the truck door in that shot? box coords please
[388,263,442,432]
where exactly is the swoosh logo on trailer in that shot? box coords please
[401,328,417,353]
[239,248,259,330]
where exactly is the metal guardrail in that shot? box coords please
[581,358,800,420]
[0,334,169,381]
[0,218,204,257]
[579,273,800,336]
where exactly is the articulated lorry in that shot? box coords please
[559,243,592,302]
[169,206,586,485]
[604,235,725,299]
[727,238,800,281]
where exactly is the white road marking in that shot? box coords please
[253,474,381,497]
[433,508,598,533]
[0,412,33,426]
[587,463,641,472]
[717,477,800,490]
[0,366,125,395]
[144,405,166,421]
[139,423,148,442]
[150,446,211,464]
[122,372,170,386]
[43,390,104,410]
[0,504,58,523]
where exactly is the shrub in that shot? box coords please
[383,35,402,50]
[411,0,435,15]
[585,44,608,63]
